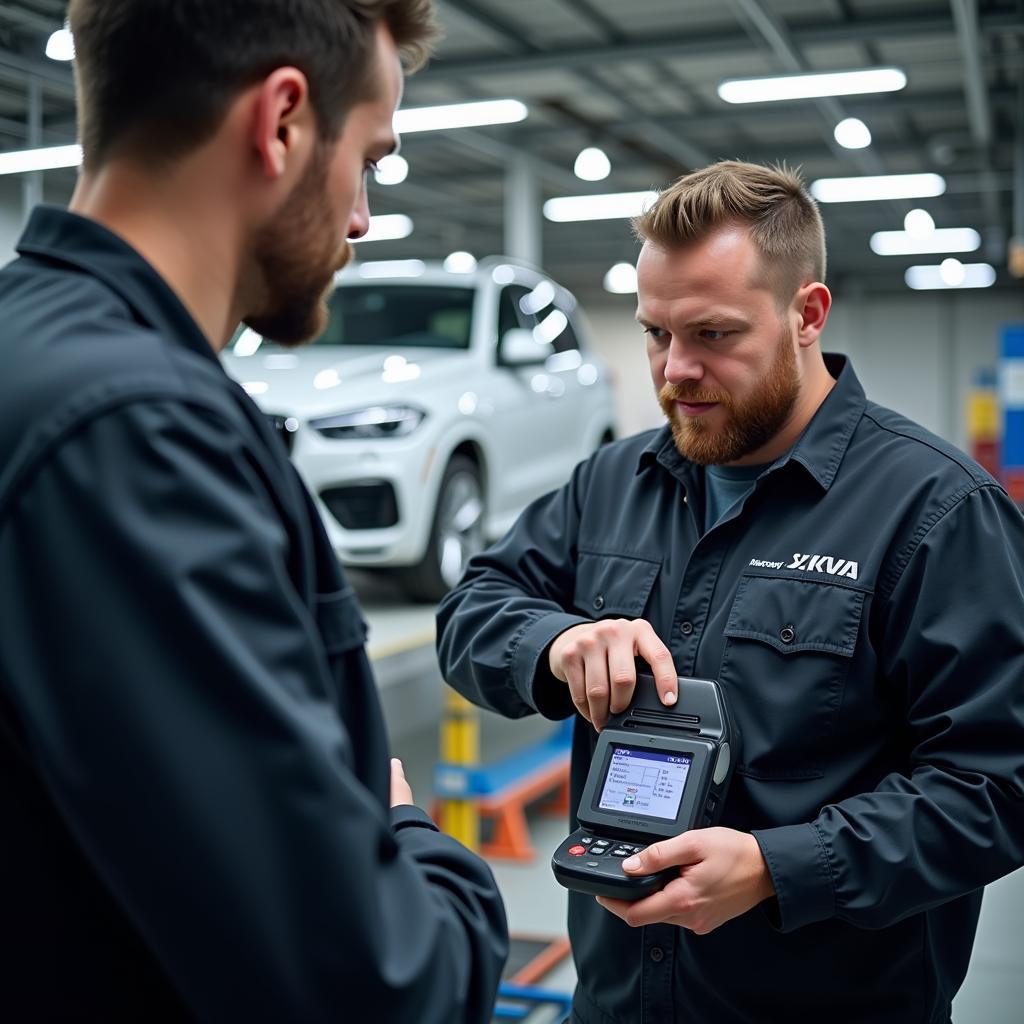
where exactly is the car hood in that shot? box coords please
[221,345,472,416]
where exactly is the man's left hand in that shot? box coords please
[595,828,776,934]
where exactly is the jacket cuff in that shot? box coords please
[511,611,591,719]
[390,804,440,832]
[751,822,836,932]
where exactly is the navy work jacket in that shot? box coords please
[438,354,1024,1024]
[0,206,507,1021]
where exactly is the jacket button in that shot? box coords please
[780,624,796,644]
[680,620,694,636]
[593,594,605,611]
[649,946,664,963]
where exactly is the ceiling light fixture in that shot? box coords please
[833,117,872,150]
[574,146,611,181]
[394,99,527,134]
[45,22,74,62]
[870,228,981,256]
[904,209,935,237]
[718,67,906,104]
[905,262,996,290]
[352,214,413,243]
[0,144,82,176]
[810,173,946,203]
[373,154,408,185]
[357,259,425,278]
[603,263,638,294]
[443,251,477,273]
[543,190,658,223]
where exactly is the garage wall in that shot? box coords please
[579,288,1024,453]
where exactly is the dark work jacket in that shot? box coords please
[437,354,1024,1024]
[0,206,507,1021]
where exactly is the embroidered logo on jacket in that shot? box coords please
[784,552,859,580]
[748,555,859,580]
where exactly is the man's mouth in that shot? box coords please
[676,400,718,417]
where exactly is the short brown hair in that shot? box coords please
[632,160,826,304]
[68,0,439,170]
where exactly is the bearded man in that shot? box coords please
[0,2,509,1020]
[437,160,1024,1024]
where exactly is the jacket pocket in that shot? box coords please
[720,574,865,780]
[314,587,369,655]
[573,550,660,619]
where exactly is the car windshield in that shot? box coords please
[231,285,475,352]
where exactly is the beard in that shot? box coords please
[659,326,800,465]
[244,144,353,347]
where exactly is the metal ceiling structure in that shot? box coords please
[0,0,1021,299]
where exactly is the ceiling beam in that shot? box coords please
[421,10,1021,83]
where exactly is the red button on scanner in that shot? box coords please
[568,844,587,856]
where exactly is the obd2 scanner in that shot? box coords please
[552,674,740,900]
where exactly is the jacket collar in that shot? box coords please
[16,205,221,368]
[637,353,866,493]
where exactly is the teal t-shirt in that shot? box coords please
[703,462,768,532]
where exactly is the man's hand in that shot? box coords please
[595,828,775,934]
[547,618,678,730]
[389,757,414,808]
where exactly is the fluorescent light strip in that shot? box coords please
[718,67,906,104]
[905,263,996,290]
[870,228,981,256]
[0,144,82,175]
[810,173,946,203]
[544,190,658,223]
[394,99,527,134]
[353,214,413,243]
[357,259,425,278]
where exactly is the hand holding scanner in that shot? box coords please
[551,674,740,900]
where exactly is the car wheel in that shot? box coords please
[401,455,485,603]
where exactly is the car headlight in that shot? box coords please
[309,405,427,440]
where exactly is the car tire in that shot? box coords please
[400,455,485,603]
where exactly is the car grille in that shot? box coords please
[321,482,399,530]
[268,415,298,454]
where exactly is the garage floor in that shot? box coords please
[359,582,1024,1023]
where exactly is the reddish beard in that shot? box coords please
[658,328,800,465]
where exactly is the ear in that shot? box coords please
[793,282,832,348]
[250,67,314,180]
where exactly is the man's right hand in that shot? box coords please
[547,619,678,730]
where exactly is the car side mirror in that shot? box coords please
[500,327,555,366]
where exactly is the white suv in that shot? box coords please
[222,257,616,600]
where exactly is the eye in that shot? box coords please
[699,329,733,341]
[642,326,668,341]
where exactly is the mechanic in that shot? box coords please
[437,160,1024,1023]
[0,1,508,1020]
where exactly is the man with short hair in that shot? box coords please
[0,1,507,1019]
[437,160,1024,1022]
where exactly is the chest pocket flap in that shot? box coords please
[574,550,660,618]
[725,574,864,655]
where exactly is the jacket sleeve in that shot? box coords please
[0,399,507,1022]
[753,484,1024,932]
[436,458,595,721]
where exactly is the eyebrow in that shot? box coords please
[634,313,751,329]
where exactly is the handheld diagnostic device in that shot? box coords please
[551,674,740,900]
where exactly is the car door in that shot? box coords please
[485,282,577,522]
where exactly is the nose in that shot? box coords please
[663,337,704,387]
[347,179,371,240]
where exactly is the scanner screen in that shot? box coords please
[598,746,692,821]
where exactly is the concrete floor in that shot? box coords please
[358,579,1024,1023]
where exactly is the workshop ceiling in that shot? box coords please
[0,0,1021,298]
